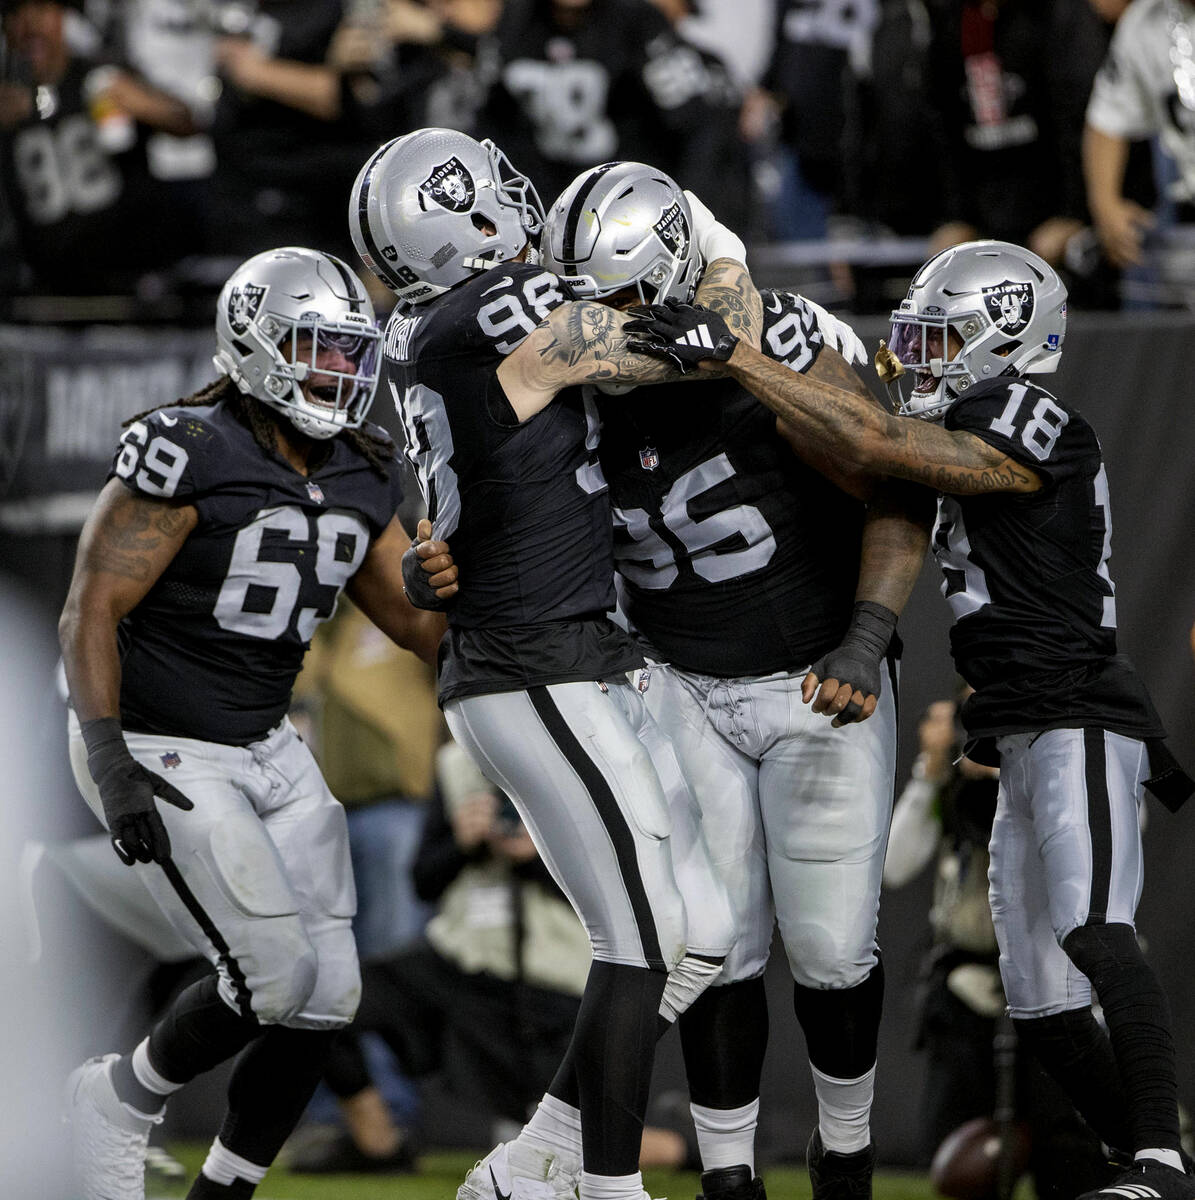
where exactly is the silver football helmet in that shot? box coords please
[350,127,545,304]
[540,161,701,306]
[887,240,1067,420]
[213,247,380,440]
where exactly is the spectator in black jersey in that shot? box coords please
[473,0,736,213]
[327,0,499,150]
[350,127,763,1200]
[58,245,453,1200]
[206,0,384,261]
[741,0,877,240]
[916,0,1110,274]
[0,0,201,296]
[625,240,1195,1200]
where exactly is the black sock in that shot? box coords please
[679,976,768,1109]
[218,1026,339,1167]
[111,975,260,1113]
[793,958,884,1080]
[1063,923,1181,1153]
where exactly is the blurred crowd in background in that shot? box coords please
[4,0,1195,319]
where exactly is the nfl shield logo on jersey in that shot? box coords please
[982,280,1034,335]
[228,284,266,336]
[160,751,181,769]
[306,480,325,504]
[420,158,476,213]
[639,446,659,471]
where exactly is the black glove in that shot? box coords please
[807,601,898,725]
[402,539,454,612]
[623,299,740,374]
[81,717,194,865]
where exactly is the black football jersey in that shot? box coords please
[0,59,184,292]
[935,377,1163,740]
[378,263,644,701]
[477,0,716,205]
[111,401,402,744]
[599,290,865,676]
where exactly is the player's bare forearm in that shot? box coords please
[856,479,934,615]
[725,342,1042,495]
[774,347,883,500]
[693,257,763,348]
[58,480,196,722]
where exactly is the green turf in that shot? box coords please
[151,1143,953,1200]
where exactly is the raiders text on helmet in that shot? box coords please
[886,240,1067,420]
[540,161,701,307]
[350,127,545,304]
[213,247,381,440]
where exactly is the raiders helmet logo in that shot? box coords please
[653,202,690,258]
[228,284,266,335]
[982,280,1034,335]
[420,157,476,213]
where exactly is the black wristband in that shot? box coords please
[843,600,898,660]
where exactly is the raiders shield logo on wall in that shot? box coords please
[228,284,266,335]
[982,280,1034,335]
[420,157,476,213]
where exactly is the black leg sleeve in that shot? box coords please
[1062,922,1181,1153]
[793,958,884,1080]
[679,976,769,1110]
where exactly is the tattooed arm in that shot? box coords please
[725,342,1043,495]
[497,258,762,422]
[692,257,763,348]
[59,479,198,721]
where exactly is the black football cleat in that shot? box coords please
[1075,1157,1195,1200]
[807,1128,875,1200]
[696,1164,766,1200]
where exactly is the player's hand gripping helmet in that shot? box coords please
[540,161,701,307]
[886,240,1067,421]
[349,127,545,305]
[213,247,380,440]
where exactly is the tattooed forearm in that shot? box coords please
[533,300,726,387]
[725,344,1042,496]
[694,259,762,346]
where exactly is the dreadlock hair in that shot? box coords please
[123,377,397,480]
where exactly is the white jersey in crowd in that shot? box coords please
[1086,0,1195,201]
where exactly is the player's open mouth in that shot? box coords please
[913,370,936,393]
[308,384,339,406]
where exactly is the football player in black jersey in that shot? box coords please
[534,162,930,1200]
[626,241,1195,1200]
[58,247,448,1200]
[349,128,763,1200]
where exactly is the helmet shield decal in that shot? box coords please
[983,280,1034,335]
[420,157,476,212]
[228,284,266,336]
[653,201,690,259]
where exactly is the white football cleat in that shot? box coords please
[65,1053,159,1200]
[458,1140,581,1200]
